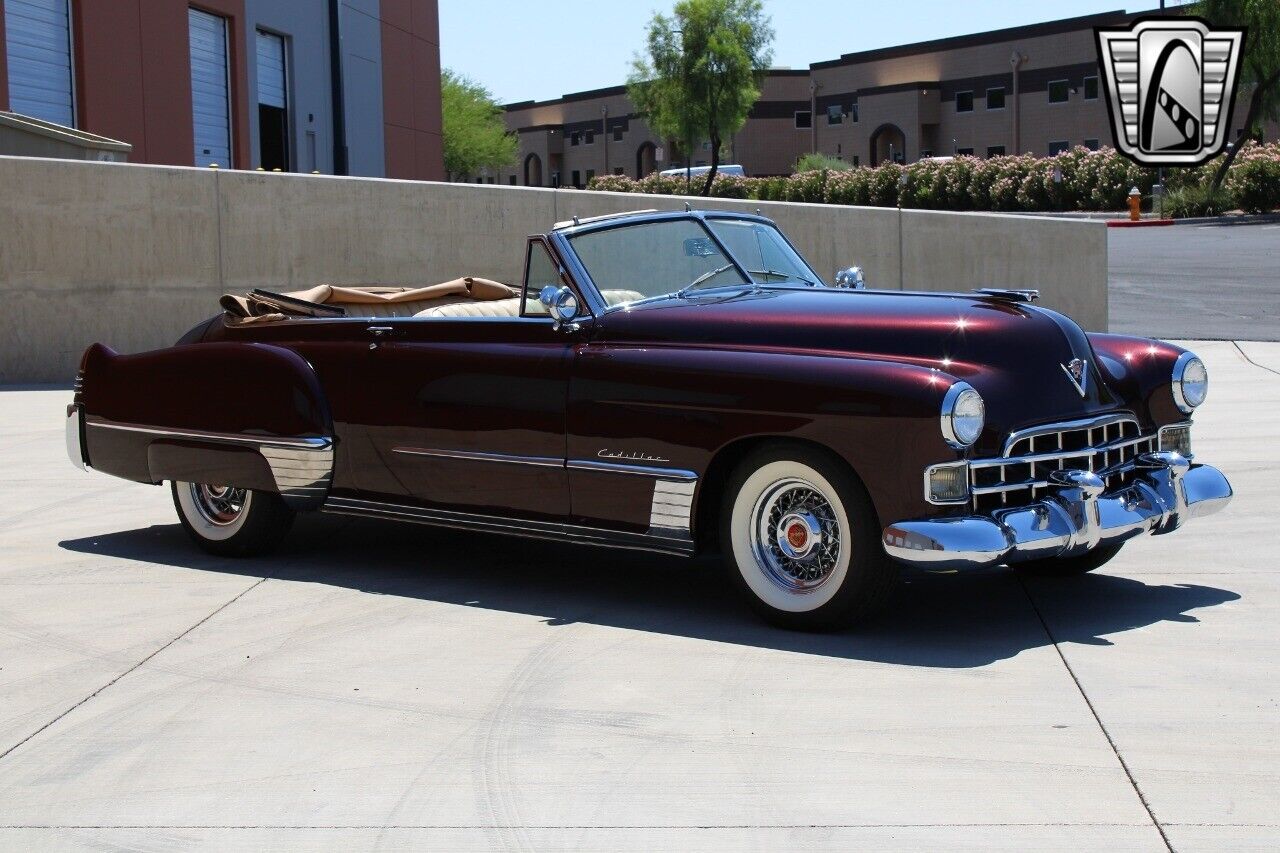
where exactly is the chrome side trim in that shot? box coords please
[85,417,332,450]
[567,459,698,481]
[392,447,564,469]
[85,417,333,507]
[650,479,696,532]
[321,496,696,557]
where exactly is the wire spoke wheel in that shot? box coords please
[750,477,844,593]
[189,483,249,526]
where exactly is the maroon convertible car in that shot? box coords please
[67,209,1232,629]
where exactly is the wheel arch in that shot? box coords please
[694,434,875,554]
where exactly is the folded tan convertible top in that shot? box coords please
[220,277,517,320]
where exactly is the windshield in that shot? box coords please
[566,217,819,307]
[706,219,819,286]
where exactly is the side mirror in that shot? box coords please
[835,266,866,289]
[539,285,581,329]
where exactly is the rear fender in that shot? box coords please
[74,342,335,510]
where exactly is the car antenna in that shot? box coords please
[685,202,691,212]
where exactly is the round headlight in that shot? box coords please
[941,382,985,448]
[1173,353,1208,413]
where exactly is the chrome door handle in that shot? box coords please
[367,326,396,337]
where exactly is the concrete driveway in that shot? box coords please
[1,341,1276,851]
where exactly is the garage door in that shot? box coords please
[188,8,231,167]
[4,0,74,126]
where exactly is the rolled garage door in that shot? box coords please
[4,0,74,126]
[188,7,231,167]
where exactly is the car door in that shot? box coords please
[348,238,583,522]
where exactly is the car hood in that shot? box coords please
[597,287,1128,445]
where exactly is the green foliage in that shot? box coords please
[440,70,517,180]
[584,144,1280,214]
[1164,184,1236,218]
[1223,142,1280,212]
[628,0,774,195]
[1200,0,1280,133]
[793,152,853,173]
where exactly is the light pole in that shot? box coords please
[602,105,609,176]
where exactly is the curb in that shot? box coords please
[1107,218,1175,228]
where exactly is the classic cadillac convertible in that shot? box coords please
[66,209,1232,629]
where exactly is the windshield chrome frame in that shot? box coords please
[548,210,823,314]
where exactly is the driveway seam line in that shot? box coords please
[1016,577,1174,853]
[0,577,267,765]
[1231,341,1280,379]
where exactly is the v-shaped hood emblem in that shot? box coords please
[1061,358,1089,398]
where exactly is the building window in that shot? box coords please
[794,110,812,129]
[1048,140,1070,155]
[956,147,974,156]
[5,0,75,126]
[956,91,974,113]
[1084,138,1100,151]
[1048,80,1070,104]
[613,166,624,175]
[585,169,595,183]
[986,87,1005,111]
[571,170,581,188]
[850,103,859,123]
[584,130,595,145]
[1083,76,1099,101]
[570,132,581,146]
[986,145,1005,157]
[827,104,842,125]
[508,176,517,185]
[613,127,623,141]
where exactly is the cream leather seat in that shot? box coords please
[419,298,524,318]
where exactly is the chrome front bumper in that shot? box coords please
[882,452,1232,571]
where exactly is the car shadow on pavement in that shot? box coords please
[59,513,1241,668]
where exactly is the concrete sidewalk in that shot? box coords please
[0,342,1276,851]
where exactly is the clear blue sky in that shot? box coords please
[440,0,1176,105]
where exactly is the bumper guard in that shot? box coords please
[882,452,1232,571]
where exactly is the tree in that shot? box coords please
[1199,0,1280,192]
[440,69,518,181]
[628,0,774,196]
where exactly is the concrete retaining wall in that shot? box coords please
[0,155,1108,383]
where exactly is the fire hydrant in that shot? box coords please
[1128,186,1142,221]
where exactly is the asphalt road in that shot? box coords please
[2,341,1277,850]
[1109,222,1280,341]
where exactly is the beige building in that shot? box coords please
[482,9,1271,184]
[480,70,811,187]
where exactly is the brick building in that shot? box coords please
[0,0,443,179]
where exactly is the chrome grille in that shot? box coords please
[969,415,1158,512]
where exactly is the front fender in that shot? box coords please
[568,344,960,530]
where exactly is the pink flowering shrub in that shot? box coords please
[587,143,1280,214]
[1224,143,1280,214]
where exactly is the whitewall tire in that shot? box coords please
[721,445,897,630]
[172,481,294,557]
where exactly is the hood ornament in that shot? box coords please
[1061,358,1089,398]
